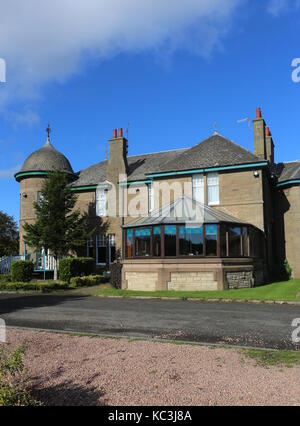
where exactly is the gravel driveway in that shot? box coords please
[5,328,300,406]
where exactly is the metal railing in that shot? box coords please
[0,256,22,274]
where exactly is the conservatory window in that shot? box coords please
[192,174,204,204]
[207,173,219,205]
[242,227,249,257]
[205,224,218,256]
[126,229,134,258]
[228,226,242,257]
[153,226,161,257]
[179,226,204,256]
[96,188,107,217]
[135,228,151,257]
[164,225,177,257]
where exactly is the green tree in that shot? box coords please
[23,171,86,280]
[0,211,19,257]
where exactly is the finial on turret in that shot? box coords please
[213,121,218,135]
[46,123,51,141]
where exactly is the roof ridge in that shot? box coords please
[128,147,188,158]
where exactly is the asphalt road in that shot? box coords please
[0,293,300,349]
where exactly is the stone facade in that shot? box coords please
[226,271,253,289]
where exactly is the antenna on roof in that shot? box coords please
[237,117,251,129]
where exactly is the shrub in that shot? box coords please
[59,257,94,283]
[284,259,292,280]
[10,261,34,283]
[0,274,11,283]
[0,280,69,292]
[0,345,41,406]
[110,261,122,289]
[70,275,107,288]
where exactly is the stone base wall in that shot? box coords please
[226,271,253,289]
[168,272,218,291]
[125,272,158,291]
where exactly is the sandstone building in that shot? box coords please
[15,108,300,291]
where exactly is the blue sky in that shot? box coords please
[0,0,300,221]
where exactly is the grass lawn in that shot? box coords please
[243,348,300,368]
[94,280,300,302]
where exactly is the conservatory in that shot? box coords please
[122,197,265,292]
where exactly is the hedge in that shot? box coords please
[10,261,34,283]
[59,257,94,283]
[0,281,69,292]
[70,275,107,288]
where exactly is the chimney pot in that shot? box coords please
[113,129,117,139]
[118,128,123,138]
[265,126,271,137]
[256,107,262,119]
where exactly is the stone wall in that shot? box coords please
[226,271,253,289]
[125,272,158,291]
[168,272,218,291]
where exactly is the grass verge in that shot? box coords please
[243,348,300,368]
[94,280,300,302]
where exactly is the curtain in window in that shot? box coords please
[192,174,204,204]
[207,173,219,205]
[96,188,107,217]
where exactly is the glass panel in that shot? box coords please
[179,226,204,256]
[126,229,133,258]
[242,227,249,257]
[228,226,241,257]
[220,226,227,257]
[250,228,263,258]
[148,183,154,212]
[97,234,107,264]
[153,226,161,257]
[205,224,218,256]
[109,234,116,263]
[164,225,177,257]
[87,238,94,259]
[192,174,204,204]
[135,228,151,257]
[207,173,219,205]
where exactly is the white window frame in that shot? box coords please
[192,174,204,204]
[148,183,154,213]
[96,188,107,217]
[207,172,220,206]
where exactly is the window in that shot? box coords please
[205,224,218,256]
[153,226,161,257]
[192,174,204,204]
[96,188,107,217]
[87,238,94,258]
[97,234,107,264]
[148,183,154,213]
[164,225,177,257]
[207,173,219,205]
[228,226,241,257]
[179,226,204,256]
[135,228,151,257]
[126,230,134,258]
[37,191,44,206]
[109,234,116,263]
[220,226,227,257]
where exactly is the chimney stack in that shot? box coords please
[265,126,275,164]
[107,127,128,183]
[253,107,266,159]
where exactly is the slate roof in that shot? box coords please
[71,148,188,187]
[156,134,263,174]
[123,196,249,228]
[72,133,264,187]
[19,139,74,175]
[275,161,300,183]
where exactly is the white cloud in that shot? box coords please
[267,0,300,16]
[0,0,241,108]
